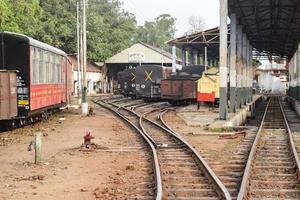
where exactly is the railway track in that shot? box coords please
[94,98,162,200]
[157,102,267,200]
[103,99,231,200]
[237,96,300,200]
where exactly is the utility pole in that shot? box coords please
[81,0,88,115]
[76,2,82,105]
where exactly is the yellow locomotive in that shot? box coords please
[197,67,220,103]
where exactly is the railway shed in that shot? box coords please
[218,0,300,120]
[167,27,224,69]
[104,42,182,81]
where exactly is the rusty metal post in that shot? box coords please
[230,13,237,113]
[35,133,42,164]
[219,0,228,120]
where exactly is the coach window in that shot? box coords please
[49,53,53,83]
[33,48,40,84]
[54,55,59,83]
[57,56,62,83]
[44,51,49,83]
[31,48,35,83]
[39,49,44,83]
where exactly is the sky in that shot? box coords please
[119,0,220,37]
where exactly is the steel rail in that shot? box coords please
[237,96,300,199]
[157,109,232,200]
[279,98,300,179]
[93,99,163,200]
[103,99,231,199]
[236,98,270,200]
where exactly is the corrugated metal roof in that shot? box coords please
[105,42,180,64]
[167,26,230,60]
[229,0,300,58]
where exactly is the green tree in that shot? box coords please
[38,0,77,53]
[0,0,42,33]
[135,14,176,50]
[0,0,141,62]
[87,0,137,61]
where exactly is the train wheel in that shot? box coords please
[42,112,48,121]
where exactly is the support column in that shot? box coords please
[196,52,200,64]
[242,33,247,106]
[205,46,208,71]
[194,50,198,64]
[182,48,186,67]
[236,25,243,109]
[219,0,228,120]
[190,49,194,65]
[229,14,237,113]
[249,45,253,101]
[199,54,204,65]
[172,45,176,73]
[294,43,300,101]
[246,40,250,103]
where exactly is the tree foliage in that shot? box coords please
[134,14,176,50]
[0,0,176,61]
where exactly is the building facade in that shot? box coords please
[69,56,108,95]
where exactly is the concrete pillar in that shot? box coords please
[189,49,194,65]
[214,59,218,67]
[194,51,198,64]
[219,0,228,120]
[182,48,186,67]
[172,45,176,73]
[199,54,204,65]
[242,33,247,106]
[295,43,300,101]
[229,14,237,113]
[249,45,253,101]
[236,25,243,109]
[205,46,208,71]
[196,52,200,64]
[246,39,250,103]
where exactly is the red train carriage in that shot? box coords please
[0,32,72,126]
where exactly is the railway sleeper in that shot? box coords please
[166,183,214,190]
[166,188,218,198]
[248,188,300,199]
[167,196,219,200]
[161,169,204,177]
[251,173,299,181]
[250,181,300,190]
[166,176,210,184]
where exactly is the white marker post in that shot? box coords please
[35,132,42,164]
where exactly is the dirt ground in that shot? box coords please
[0,100,250,200]
[163,111,245,165]
[0,102,148,200]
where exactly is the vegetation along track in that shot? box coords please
[237,96,300,200]
[98,98,231,199]
[93,97,162,200]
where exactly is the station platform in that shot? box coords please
[175,95,263,128]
